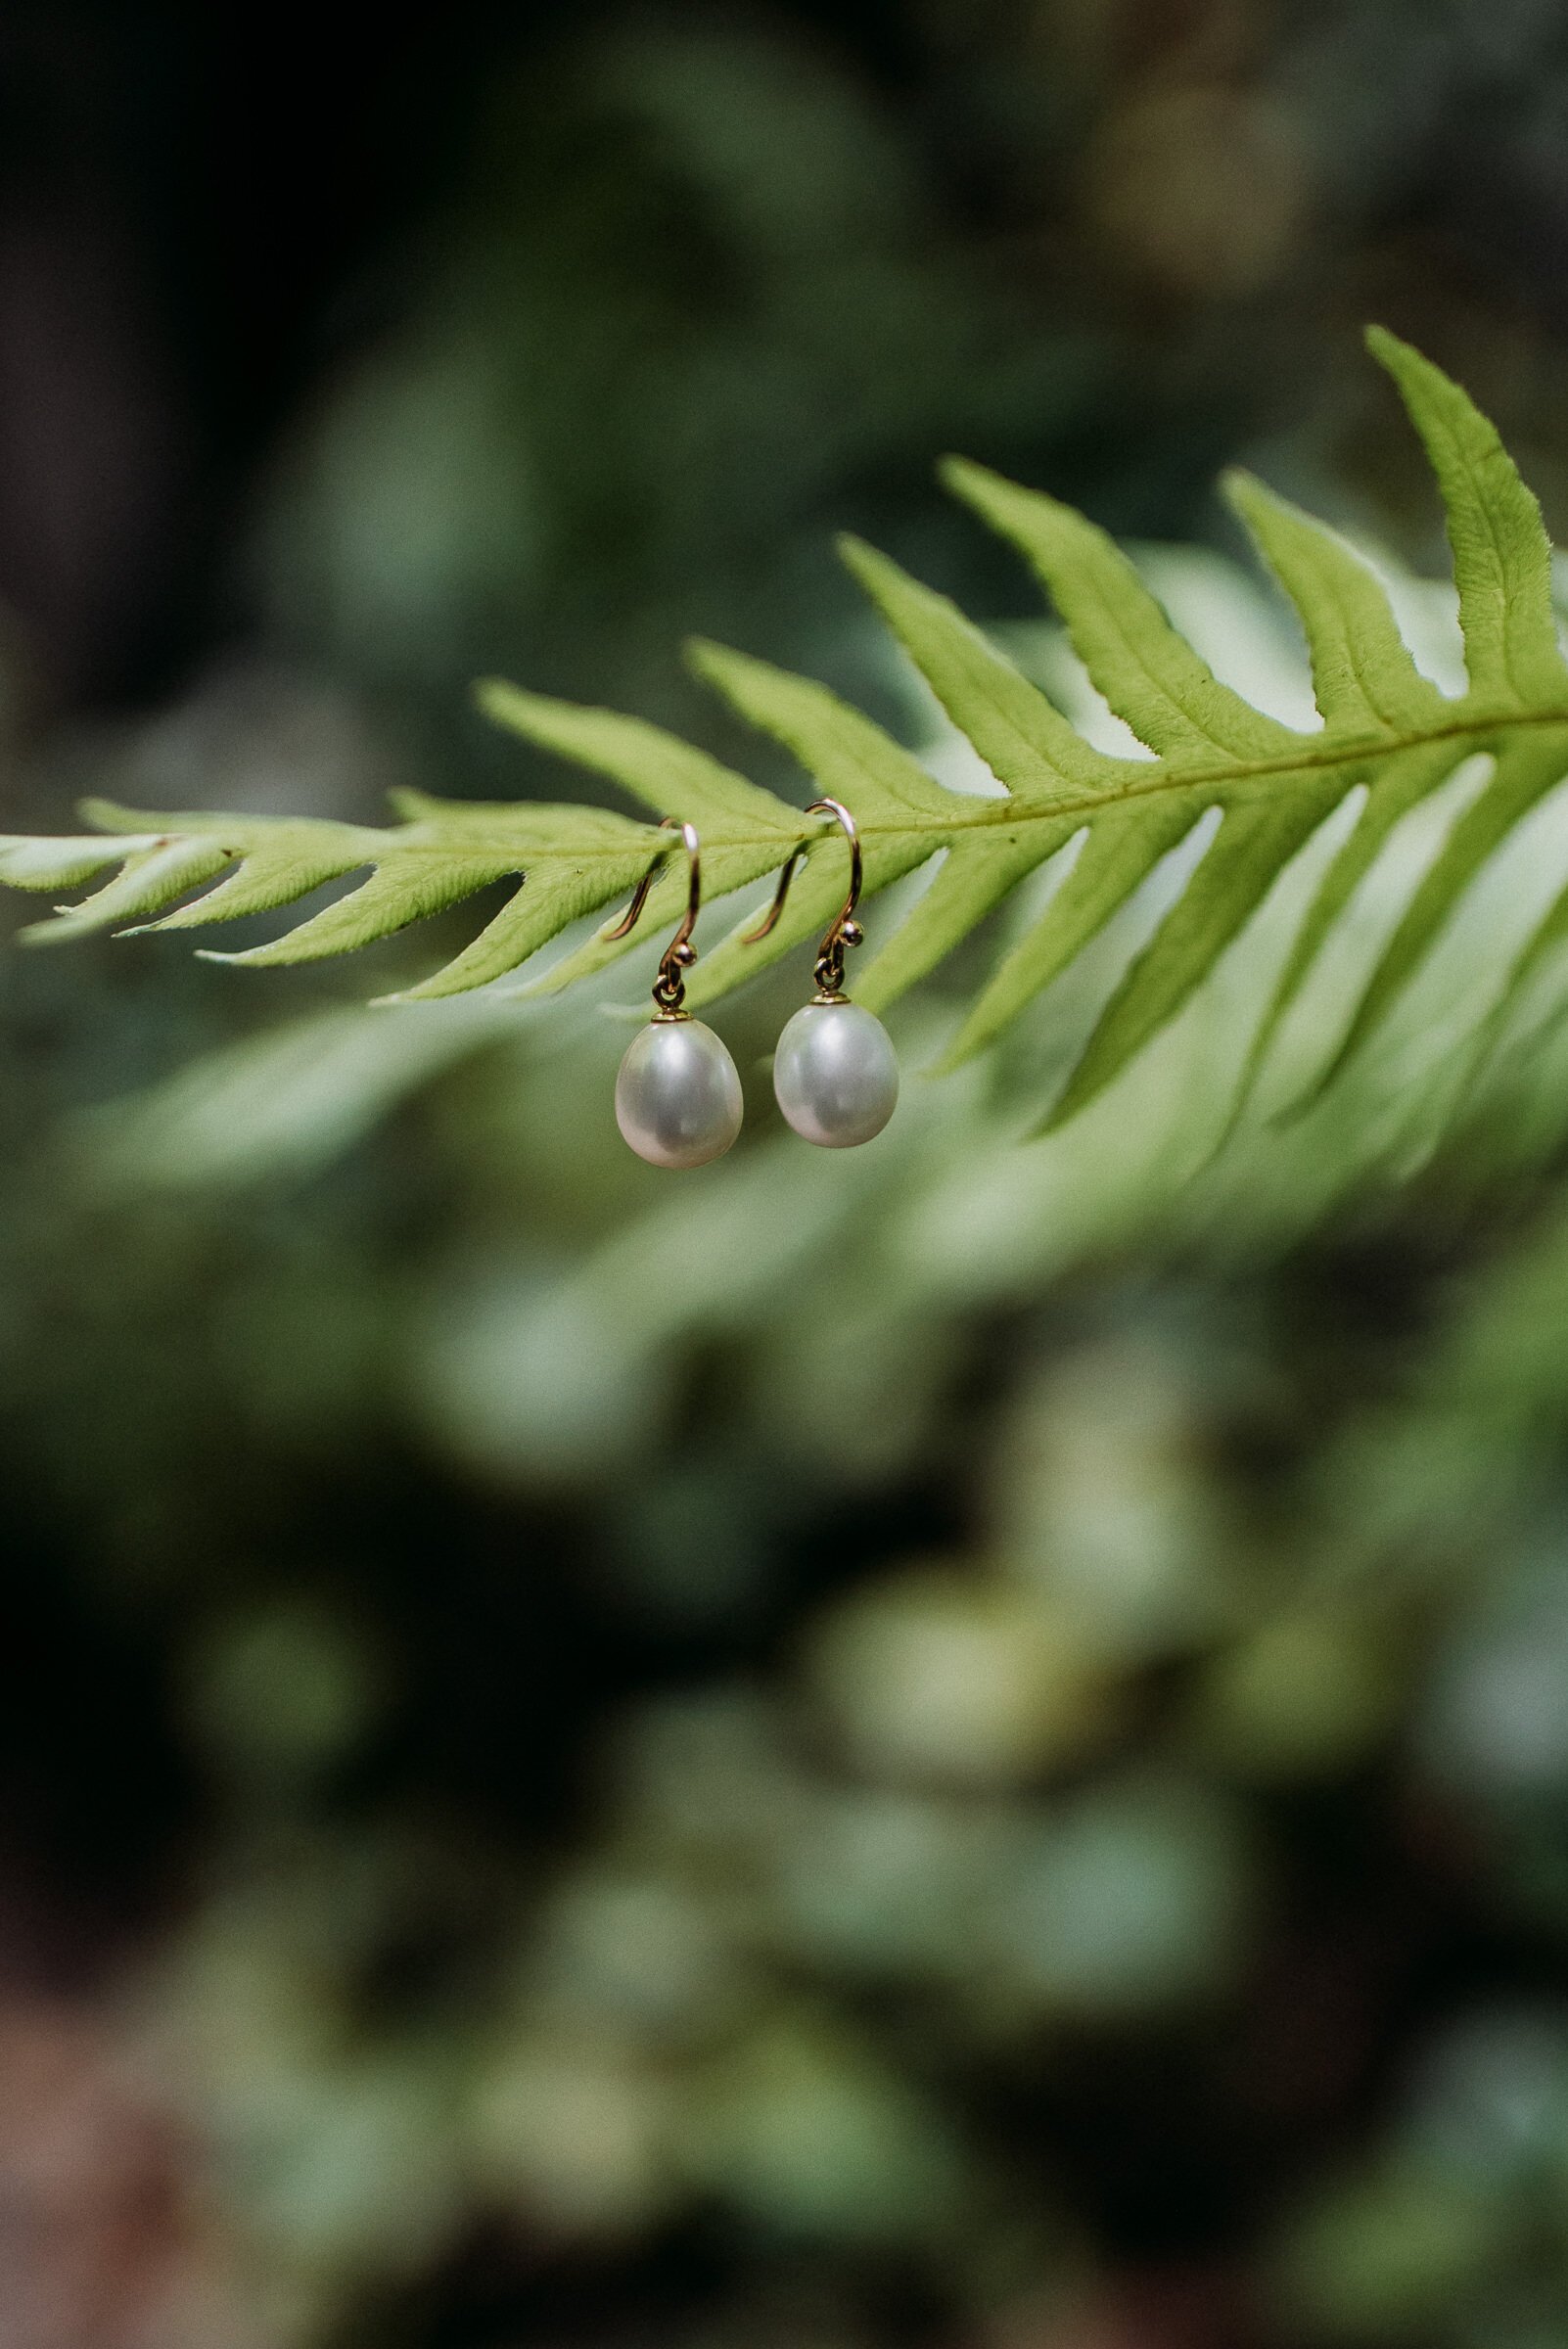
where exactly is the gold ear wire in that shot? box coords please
[743,798,863,1000]
[603,816,703,1017]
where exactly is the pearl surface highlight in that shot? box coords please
[616,1017,744,1169]
[772,999,899,1148]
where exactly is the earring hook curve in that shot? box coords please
[742,797,863,1000]
[603,816,703,1016]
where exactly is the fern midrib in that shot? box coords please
[1043,699,1568,812]
[77,697,1568,955]
[734,698,1568,844]
[484,699,1568,851]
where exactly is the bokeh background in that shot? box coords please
[10,4,1568,2345]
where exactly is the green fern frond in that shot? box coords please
[5,327,1568,1134]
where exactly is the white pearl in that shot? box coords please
[772,999,899,1148]
[616,1018,743,1169]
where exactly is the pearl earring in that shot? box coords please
[745,797,899,1148]
[608,818,744,1169]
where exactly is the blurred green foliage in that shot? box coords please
[13,6,1568,2349]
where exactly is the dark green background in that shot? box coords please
[6,6,1568,2346]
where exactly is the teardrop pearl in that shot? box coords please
[616,1017,744,1169]
[772,999,899,1148]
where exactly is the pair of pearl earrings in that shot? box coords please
[612,800,899,1170]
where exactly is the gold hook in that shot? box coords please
[743,798,863,999]
[603,816,703,1017]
